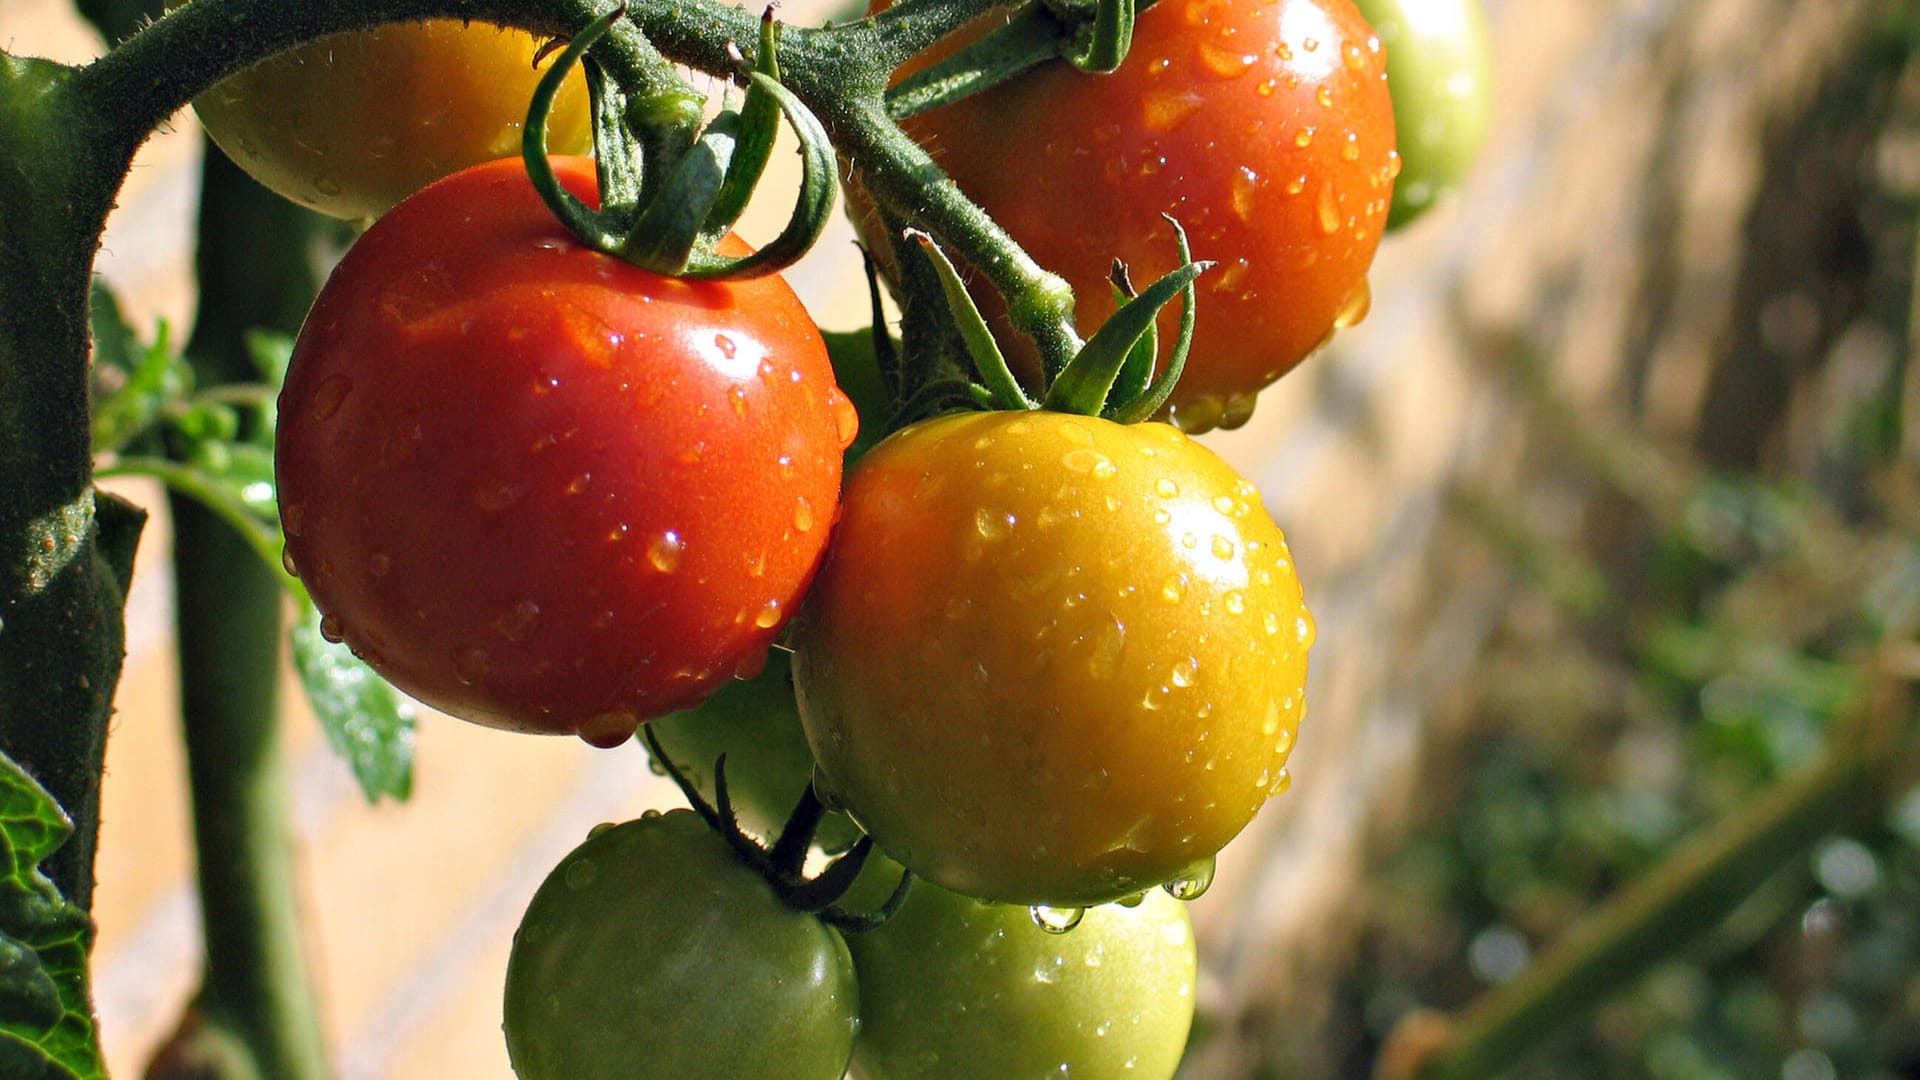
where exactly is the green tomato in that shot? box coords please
[645,649,862,852]
[844,862,1198,1080]
[1356,0,1495,228]
[503,810,859,1080]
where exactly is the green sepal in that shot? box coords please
[904,230,1032,411]
[524,6,633,253]
[1107,217,1202,423]
[1067,0,1136,72]
[1103,263,1155,411]
[698,13,785,242]
[677,71,838,281]
[1043,244,1207,417]
[289,602,416,804]
[625,110,742,273]
[0,752,105,1080]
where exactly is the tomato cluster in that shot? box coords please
[240,0,1490,1074]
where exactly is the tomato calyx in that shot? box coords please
[904,217,1209,423]
[523,6,837,281]
[638,725,915,932]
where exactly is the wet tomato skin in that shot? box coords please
[187,18,593,221]
[843,862,1199,1080]
[277,157,855,743]
[503,810,860,1080]
[792,410,1314,906]
[870,0,1397,431]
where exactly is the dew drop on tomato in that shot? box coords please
[1161,856,1217,901]
[1030,905,1086,934]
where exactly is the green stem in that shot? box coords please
[0,53,145,910]
[1406,743,1873,1080]
[166,145,331,1080]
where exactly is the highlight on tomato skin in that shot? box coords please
[184,16,593,220]
[275,156,858,745]
[860,0,1398,433]
[792,409,1314,908]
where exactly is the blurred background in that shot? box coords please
[7,0,1920,1076]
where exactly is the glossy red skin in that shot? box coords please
[277,157,855,744]
[877,0,1397,430]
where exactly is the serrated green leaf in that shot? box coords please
[290,604,415,803]
[0,754,104,1080]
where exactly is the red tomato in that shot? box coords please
[276,157,857,745]
[865,0,1396,431]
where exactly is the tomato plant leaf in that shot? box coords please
[0,752,105,1080]
[290,603,416,803]
[89,281,190,456]
[242,328,294,389]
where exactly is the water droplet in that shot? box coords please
[1144,88,1207,131]
[1088,614,1127,680]
[945,596,972,620]
[1317,181,1342,234]
[579,711,637,748]
[1296,613,1317,647]
[1272,768,1293,794]
[827,388,860,449]
[1062,448,1117,478]
[1275,727,1295,754]
[495,599,540,641]
[1163,857,1216,901]
[454,646,490,684]
[1255,78,1276,97]
[1341,131,1361,162]
[1333,280,1373,333]
[588,821,618,838]
[310,373,351,422]
[281,546,300,578]
[1302,36,1319,51]
[318,614,344,644]
[1169,395,1225,433]
[1342,40,1367,73]
[974,507,1013,540]
[753,601,783,629]
[794,497,816,533]
[1294,126,1316,149]
[1230,165,1260,223]
[533,371,560,395]
[1169,657,1198,688]
[713,333,737,359]
[1031,906,1086,933]
[728,385,750,419]
[313,175,343,197]
[565,859,598,890]
[1155,478,1181,498]
[1161,575,1187,604]
[1224,591,1246,615]
[1116,890,1149,908]
[565,474,592,496]
[1211,535,1236,560]
[1197,38,1258,77]
[474,482,528,512]
[647,531,684,573]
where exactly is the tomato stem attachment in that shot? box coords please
[523,5,839,281]
[637,725,899,922]
[905,229,1035,411]
[1044,216,1207,419]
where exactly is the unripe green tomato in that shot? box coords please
[183,15,592,220]
[646,649,863,852]
[1354,0,1495,227]
[503,810,860,1080]
[843,861,1198,1080]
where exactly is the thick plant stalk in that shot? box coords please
[166,145,330,1080]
